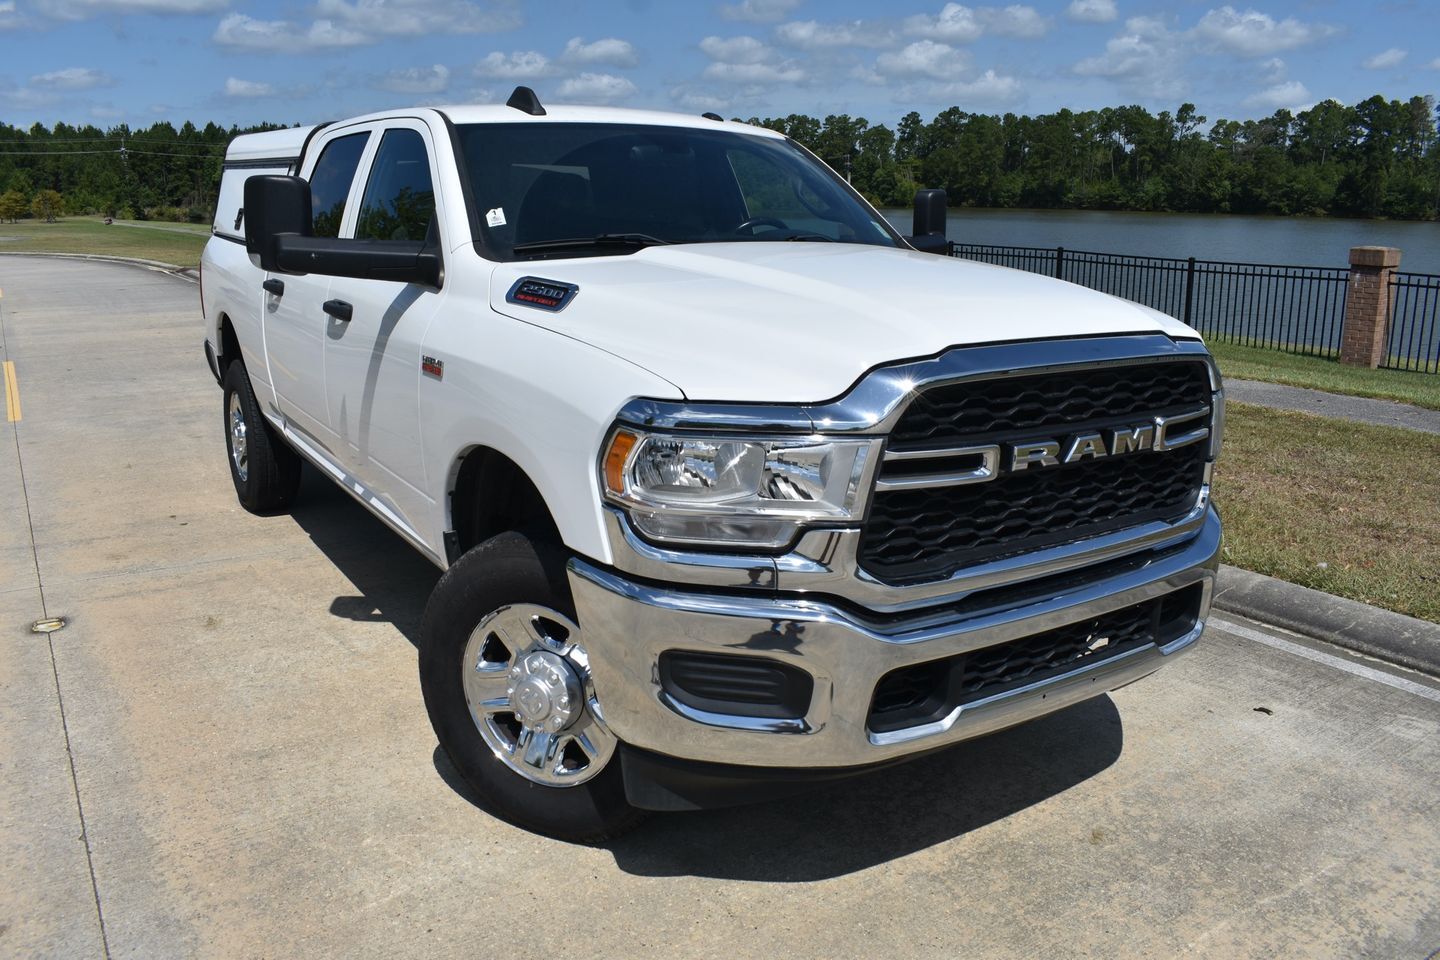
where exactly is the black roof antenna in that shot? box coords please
[702,112,724,122]
[506,85,546,116]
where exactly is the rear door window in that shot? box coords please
[308,132,369,238]
[354,128,437,242]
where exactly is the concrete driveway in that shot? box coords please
[3,256,1438,959]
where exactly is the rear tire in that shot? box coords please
[222,359,301,513]
[419,531,647,843]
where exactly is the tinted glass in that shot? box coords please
[355,129,436,242]
[308,132,369,238]
[453,123,899,260]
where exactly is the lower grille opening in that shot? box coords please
[658,651,814,721]
[868,584,1204,734]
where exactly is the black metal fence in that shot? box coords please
[950,243,1352,359]
[1388,272,1440,373]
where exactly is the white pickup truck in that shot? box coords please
[201,87,1223,841]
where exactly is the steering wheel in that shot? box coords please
[734,216,788,236]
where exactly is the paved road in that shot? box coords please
[3,256,1439,960]
[1227,377,1440,435]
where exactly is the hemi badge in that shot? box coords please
[421,355,444,379]
[506,277,578,312]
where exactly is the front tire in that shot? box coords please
[222,359,301,513]
[419,532,646,842]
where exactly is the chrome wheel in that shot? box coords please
[461,604,616,787]
[227,391,249,483]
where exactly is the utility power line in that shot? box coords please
[0,147,222,159]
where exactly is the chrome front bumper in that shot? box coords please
[568,506,1221,770]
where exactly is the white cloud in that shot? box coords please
[473,50,554,79]
[876,40,970,79]
[311,0,519,36]
[213,13,366,52]
[556,72,637,103]
[670,87,736,112]
[1192,6,1335,58]
[1429,58,1440,70]
[375,64,451,94]
[560,36,638,68]
[29,67,112,90]
[703,61,805,83]
[774,19,894,49]
[699,35,772,64]
[1244,79,1310,110]
[717,0,800,23]
[1066,0,1116,24]
[699,33,807,84]
[980,5,1048,38]
[1073,15,1185,97]
[0,80,60,109]
[904,4,983,42]
[1362,48,1406,70]
[932,68,1023,105]
[224,77,276,98]
[850,64,886,85]
[903,4,1048,41]
[214,0,516,52]
[31,0,225,19]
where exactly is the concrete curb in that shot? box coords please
[0,250,196,281]
[1214,565,1440,675]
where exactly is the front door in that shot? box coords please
[263,129,369,453]
[321,120,444,543]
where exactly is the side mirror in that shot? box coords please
[907,188,948,255]
[244,175,312,272]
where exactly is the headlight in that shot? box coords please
[602,429,875,549]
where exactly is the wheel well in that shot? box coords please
[448,447,561,562]
[218,314,242,370]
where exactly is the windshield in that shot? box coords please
[453,122,901,260]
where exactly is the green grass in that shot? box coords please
[1212,402,1440,622]
[1208,341,1440,411]
[0,217,208,268]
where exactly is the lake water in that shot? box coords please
[879,208,1440,276]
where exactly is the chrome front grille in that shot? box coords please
[859,360,1214,584]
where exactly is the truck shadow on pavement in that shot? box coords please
[434,694,1124,882]
[599,696,1124,881]
[287,471,440,646]
[288,470,1125,881]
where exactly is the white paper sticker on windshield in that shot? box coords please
[486,207,507,227]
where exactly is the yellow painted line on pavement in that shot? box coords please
[4,361,20,422]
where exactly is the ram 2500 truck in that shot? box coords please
[201,87,1223,841]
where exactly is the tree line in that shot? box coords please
[0,119,285,224]
[1,94,1437,223]
[747,94,1440,220]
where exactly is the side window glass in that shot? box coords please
[355,129,436,242]
[308,133,369,238]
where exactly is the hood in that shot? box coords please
[488,242,1200,404]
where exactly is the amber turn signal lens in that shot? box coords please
[604,430,638,494]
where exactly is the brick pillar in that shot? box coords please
[1340,246,1401,368]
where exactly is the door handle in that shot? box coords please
[323,299,353,322]
[262,278,285,296]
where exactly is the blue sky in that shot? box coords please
[1,0,1437,130]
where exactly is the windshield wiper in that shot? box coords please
[511,233,672,255]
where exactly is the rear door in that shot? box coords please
[320,119,445,542]
[263,128,369,452]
